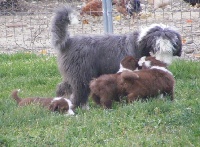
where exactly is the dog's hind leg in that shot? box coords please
[100,97,113,109]
[56,81,72,97]
[90,93,101,106]
[127,93,138,103]
[167,90,174,101]
[71,84,90,109]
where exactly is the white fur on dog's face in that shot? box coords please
[155,52,173,65]
[138,56,151,68]
[155,37,174,65]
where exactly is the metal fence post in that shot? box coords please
[107,0,113,33]
[102,0,113,34]
[102,0,108,33]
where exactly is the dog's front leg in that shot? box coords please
[127,93,138,103]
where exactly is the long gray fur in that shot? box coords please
[51,6,182,108]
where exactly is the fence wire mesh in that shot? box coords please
[0,0,199,59]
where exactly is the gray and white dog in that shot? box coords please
[51,6,182,109]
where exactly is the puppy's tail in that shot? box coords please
[121,71,139,82]
[51,6,74,49]
[11,89,22,104]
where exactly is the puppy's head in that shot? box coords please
[49,97,74,115]
[118,56,139,73]
[138,56,168,69]
[121,56,139,70]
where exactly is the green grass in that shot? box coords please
[0,53,199,147]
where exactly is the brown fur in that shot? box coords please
[90,56,175,108]
[80,0,103,16]
[120,56,139,70]
[89,56,139,108]
[121,68,174,103]
[80,0,120,16]
[11,90,70,114]
[90,73,124,108]
[140,56,168,69]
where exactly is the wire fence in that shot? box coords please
[0,0,199,59]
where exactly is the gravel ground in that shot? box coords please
[0,0,199,61]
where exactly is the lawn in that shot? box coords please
[0,53,199,146]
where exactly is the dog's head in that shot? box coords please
[138,24,182,64]
[121,56,139,70]
[138,56,168,69]
[49,97,74,115]
[118,56,139,73]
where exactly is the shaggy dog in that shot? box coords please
[51,6,181,108]
[90,56,175,108]
[89,56,139,109]
[11,90,74,115]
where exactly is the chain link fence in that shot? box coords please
[0,0,199,59]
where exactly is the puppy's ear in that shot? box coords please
[121,71,139,82]
[49,102,59,112]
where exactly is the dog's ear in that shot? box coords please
[121,71,139,82]
[49,102,59,112]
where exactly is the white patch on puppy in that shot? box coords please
[52,97,75,115]
[64,98,73,109]
[64,98,75,115]
[138,56,146,66]
[138,56,151,68]
[151,66,173,75]
[52,97,62,102]
[117,63,134,73]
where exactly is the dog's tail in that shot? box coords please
[51,6,77,49]
[121,71,139,82]
[11,89,22,104]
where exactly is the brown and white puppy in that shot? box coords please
[90,56,175,108]
[138,56,168,69]
[11,89,74,115]
[89,56,139,109]
[122,56,175,103]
